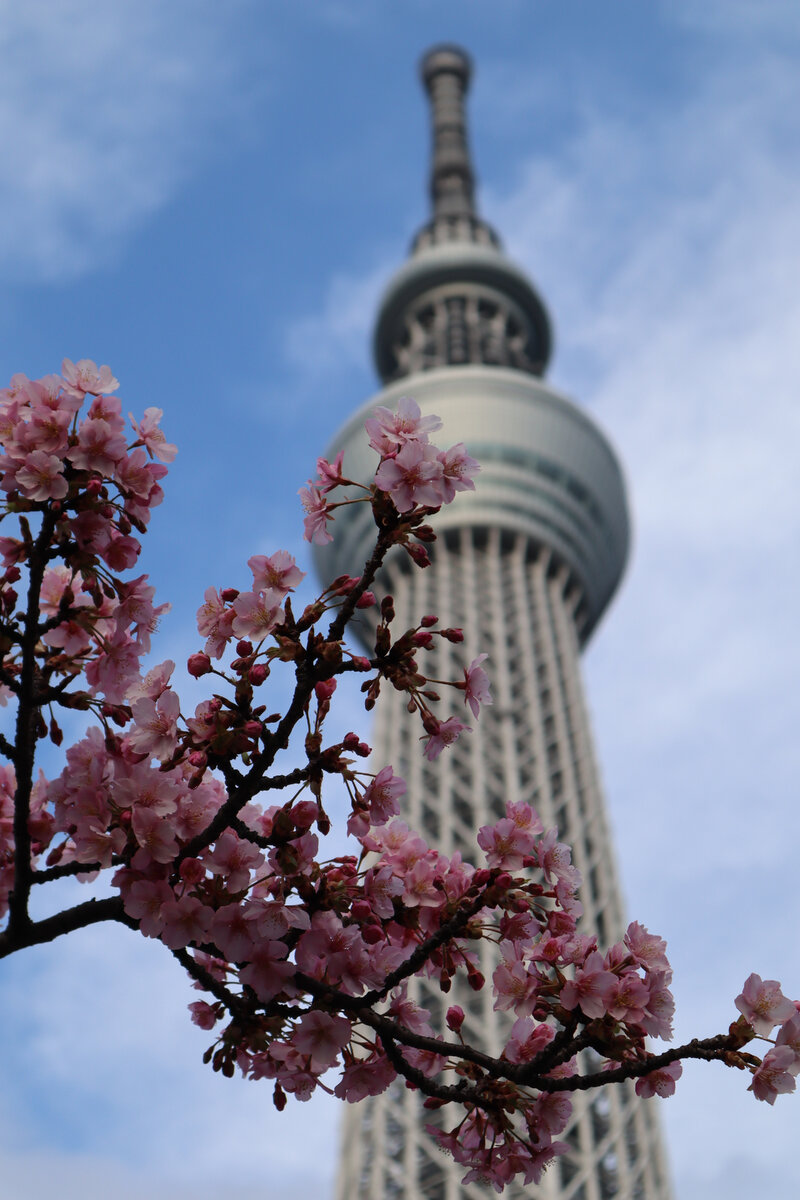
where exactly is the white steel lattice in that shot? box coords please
[334,528,673,1200]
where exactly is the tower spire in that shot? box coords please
[421,45,477,221]
[413,44,500,251]
[373,45,551,381]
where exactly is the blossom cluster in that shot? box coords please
[0,364,796,1193]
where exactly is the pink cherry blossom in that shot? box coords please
[364,396,442,456]
[374,439,444,512]
[67,418,127,475]
[231,589,283,642]
[196,587,236,658]
[299,480,333,544]
[61,357,119,397]
[247,550,305,594]
[462,653,492,717]
[560,951,617,1019]
[127,688,181,762]
[436,442,480,503]
[361,766,406,826]
[334,1053,396,1102]
[129,407,177,462]
[422,716,471,761]
[749,1046,797,1104]
[292,1011,351,1072]
[635,1060,682,1099]
[736,974,797,1037]
[13,450,68,501]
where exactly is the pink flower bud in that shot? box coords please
[446,1005,465,1033]
[363,924,385,945]
[420,614,438,627]
[405,543,430,568]
[187,652,212,678]
[315,679,337,703]
[236,639,253,656]
[356,591,376,608]
[249,663,268,686]
[188,751,207,769]
[342,732,360,750]
[291,800,318,830]
[442,627,464,643]
[244,720,262,738]
[220,587,238,603]
[351,900,372,922]
[352,656,371,671]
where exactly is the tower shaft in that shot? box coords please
[317,43,673,1200]
[334,529,671,1200]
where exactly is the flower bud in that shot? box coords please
[315,678,337,703]
[236,639,253,657]
[187,652,212,678]
[249,663,268,686]
[446,1005,465,1033]
[220,587,239,603]
[356,591,376,608]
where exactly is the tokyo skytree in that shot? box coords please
[316,45,673,1200]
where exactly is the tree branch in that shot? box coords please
[0,895,132,958]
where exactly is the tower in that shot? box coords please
[316,46,672,1200]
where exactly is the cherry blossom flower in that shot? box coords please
[436,442,480,504]
[462,653,492,718]
[560,951,617,1019]
[247,550,305,594]
[374,439,444,512]
[128,689,181,762]
[231,589,283,642]
[14,450,68,501]
[61,357,119,397]
[635,1061,683,1099]
[361,766,406,826]
[292,1012,351,1072]
[735,974,797,1037]
[129,407,177,462]
[749,1047,797,1104]
[422,716,471,761]
[364,396,442,456]
[196,587,235,658]
[299,480,333,544]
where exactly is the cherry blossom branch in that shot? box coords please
[0,896,132,958]
[9,509,56,935]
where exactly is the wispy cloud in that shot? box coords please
[0,0,255,281]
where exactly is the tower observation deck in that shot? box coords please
[315,45,673,1200]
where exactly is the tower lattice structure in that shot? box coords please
[315,45,673,1200]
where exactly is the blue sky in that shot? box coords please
[1,2,799,1198]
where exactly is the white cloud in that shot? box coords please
[0,0,254,281]
[283,258,392,384]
